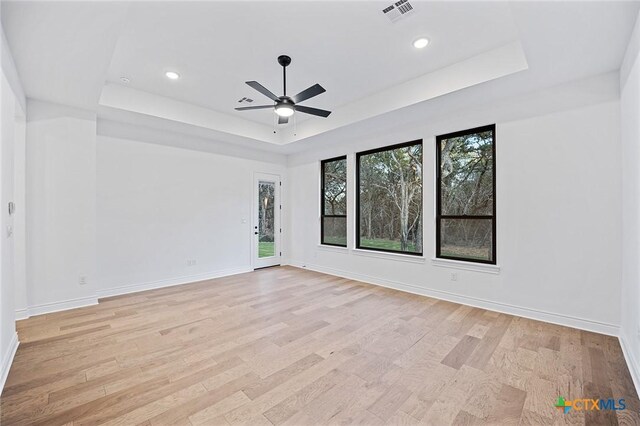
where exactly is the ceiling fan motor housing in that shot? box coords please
[278,97,294,106]
[277,55,292,67]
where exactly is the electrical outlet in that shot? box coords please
[450,273,458,282]
[79,276,87,286]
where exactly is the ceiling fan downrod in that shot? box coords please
[277,55,291,96]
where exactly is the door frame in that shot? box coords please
[252,172,281,269]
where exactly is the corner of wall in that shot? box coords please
[621,9,640,90]
[1,24,26,111]
[26,99,96,123]
[25,100,97,310]
[619,333,640,397]
[1,21,26,395]
[619,5,640,398]
[0,332,19,395]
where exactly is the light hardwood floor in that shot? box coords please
[2,266,638,425]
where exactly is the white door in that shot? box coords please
[253,173,281,269]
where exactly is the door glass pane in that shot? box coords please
[440,218,493,262]
[258,181,275,258]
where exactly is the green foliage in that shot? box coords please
[258,241,275,258]
[360,238,418,252]
[323,235,347,246]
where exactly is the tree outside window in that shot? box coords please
[437,125,496,264]
[357,141,423,255]
[321,157,347,246]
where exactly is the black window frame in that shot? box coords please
[320,155,348,247]
[436,124,496,265]
[356,139,424,256]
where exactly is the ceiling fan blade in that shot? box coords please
[234,105,273,111]
[295,105,331,118]
[245,81,279,101]
[278,115,289,125]
[292,84,326,104]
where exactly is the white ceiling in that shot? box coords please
[105,1,519,125]
[2,1,639,151]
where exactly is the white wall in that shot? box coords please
[19,102,289,314]
[1,22,26,393]
[1,72,16,391]
[289,99,622,335]
[96,135,287,297]
[12,106,25,317]
[25,101,97,313]
[620,10,640,393]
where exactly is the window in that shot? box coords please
[356,140,423,255]
[321,156,347,246]
[436,125,496,264]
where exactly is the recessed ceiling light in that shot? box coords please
[165,71,180,80]
[120,77,130,84]
[413,37,430,49]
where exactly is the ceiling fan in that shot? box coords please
[235,55,331,124]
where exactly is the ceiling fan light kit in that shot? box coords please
[235,55,331,124]
[275,103,294,117]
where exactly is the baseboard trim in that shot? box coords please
[96,267,252,299]
[18,296,99,319]
[289,261,619,337]
[619,334,640,396]
[15,268,253,320]
[15,308,29,321]
[1,332,19,395]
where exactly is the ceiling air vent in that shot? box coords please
[382,0,415,23]
[237,97,254,103]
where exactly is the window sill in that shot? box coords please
[431,258,500,274]
[352,248,426,264]
[317,244,349,253]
